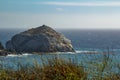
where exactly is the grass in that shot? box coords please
[0,52,119,80]
[0,57,87,80]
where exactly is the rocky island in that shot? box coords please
[6,25,74,53]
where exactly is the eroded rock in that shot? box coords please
[6,25,74,53]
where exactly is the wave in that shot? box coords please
[49,50,98,54]
[48,52,75,54]
[5,50,98,57]
[7,54,21,57]
[22,53,32,56]
[75,50,98,54]
[6,53,32,57]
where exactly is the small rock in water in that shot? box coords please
[0,42,4,50]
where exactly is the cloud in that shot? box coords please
[39,2,120,7]
[56,8,64,12]
[1,12,120,29]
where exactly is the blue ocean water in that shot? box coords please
[0,28,120,73]
[1,28,120,49]
[58,29,120,49]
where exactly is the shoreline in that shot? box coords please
[0,49,100,57]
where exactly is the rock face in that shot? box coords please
[0,50,12,56]
[0,42,4,50]
[6,25,74,53]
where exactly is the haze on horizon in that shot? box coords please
[1,0,120,29]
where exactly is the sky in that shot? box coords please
[1,0,120,29]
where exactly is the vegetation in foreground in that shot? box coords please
[0,53,119,80]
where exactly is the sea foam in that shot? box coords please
[7,53,32,57]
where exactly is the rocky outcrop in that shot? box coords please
[0,50,12,56]
[0,42,11,56]
[0,42,4,50]
[6,25,74,53]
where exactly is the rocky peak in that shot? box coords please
[21,25,57,36]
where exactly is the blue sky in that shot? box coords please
[1,0,120,29]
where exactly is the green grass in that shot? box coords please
[0,54,119,80]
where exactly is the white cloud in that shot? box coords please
[1,13,120,29]
[39,2,120,7]
[56,8,64,12]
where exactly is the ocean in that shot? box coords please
[0,28,120,73]
[1,28,120,49]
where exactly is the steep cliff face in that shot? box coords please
[6,25,74,53]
